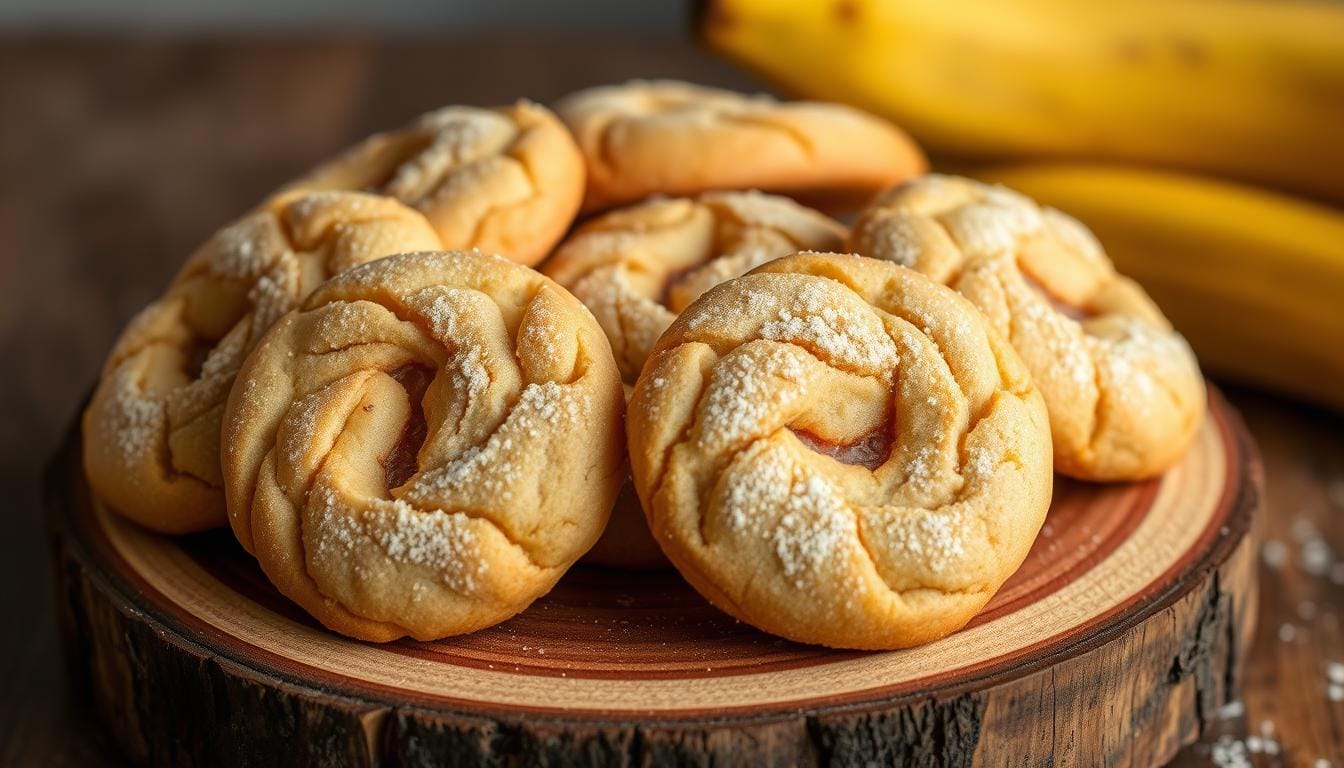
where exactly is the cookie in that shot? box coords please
[221,251,625,641]
[850,175,1205,480]
[83,191,441,534]
[544,191,846,568]
[556,80,926,213]
[627,252,1052,649]
[544,190,848,381]
[284,101,584,266]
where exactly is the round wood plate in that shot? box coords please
[48,387,1260,767]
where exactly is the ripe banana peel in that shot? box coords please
[970,163,1344,412]
[698,0,1344,203]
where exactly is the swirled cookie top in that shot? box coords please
[627,252,1052,648]
[283,101,584,266]
[556,80,926,212]
[543,190,847,382]
[222,250,624,640]
[850,175,1205,481]
[82,192,441,534]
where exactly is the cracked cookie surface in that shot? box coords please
[556,80,925,213]
[83,191,442,534]
[221,251,625,642]
[544,190,847,568]
[627,252,1051,650]
[282,101,584,266]
[851,174,1205,481]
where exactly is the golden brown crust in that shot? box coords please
[221,251,625,641]
[850,175,1206,481]
[284,101,584,266]
[556,80,926,213]
[82,192,442,534]
[543,191,846,568]
[544,190,848,382]
[627,252,1052,649]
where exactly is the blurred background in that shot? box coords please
[0,0,686,32]
[1,1,1341,765]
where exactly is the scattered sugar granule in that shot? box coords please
[1243,727,1281,755]
[1328,662,1344,685]
[247,266,299,332]
[901,443,954,499]
[407,285,477,342]
[1302,536,1334,576]
[1278,623,1298,643]
[1215,699,1245,720]
[1210,734,1251,768]
[1261,539,1288,569]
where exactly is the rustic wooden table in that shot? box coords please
[0,36,1340,767]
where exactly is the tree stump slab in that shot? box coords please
[47,387,1260,767]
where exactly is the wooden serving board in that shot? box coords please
[47,387,1260,767]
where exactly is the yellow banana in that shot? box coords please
[970,163,1344,411]
[698,0,1344,203]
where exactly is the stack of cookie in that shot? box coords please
[82,80,1205,650]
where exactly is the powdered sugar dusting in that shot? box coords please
[696,345,808,450]
[210,215,276,281]
[312,486,487,594]
[518,296,568,367]
[685,288,775,332]
[882,507,968,575]
[383,108,516,203]
[901,443,947,498]
[285,388,327,466]
[965,445,996,480]
[248,266,299,336]
[407,285,477,342]
[1014,283,1094,387]
[407,381,585,503]
[718,441,857,589]
[104,363,166,464]
[403,285,495,396]
[770,475,856,588]
[758,281,899,373]
[939,198,1042,257]
[860,214,928,269]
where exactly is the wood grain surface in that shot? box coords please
[2,35,1342,767]
[45,391,1257,765]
